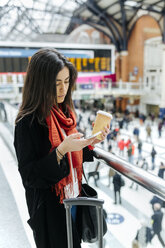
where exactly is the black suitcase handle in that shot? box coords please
[64,197,104,206]
[64,197,104,248]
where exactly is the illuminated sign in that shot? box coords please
[69,57,111,72]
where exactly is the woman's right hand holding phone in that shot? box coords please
[57,133,96,155]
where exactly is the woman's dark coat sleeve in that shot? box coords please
[14,117,70,189]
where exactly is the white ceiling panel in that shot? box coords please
[80,9,92,18]
[98,0,116,9]
[106,3,121,15]
[144,0,162,4]
[113,12,122,19]
[157,2,165,8]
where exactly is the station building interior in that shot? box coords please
[0,0,165,248]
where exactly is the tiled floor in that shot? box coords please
[0,110,165,248]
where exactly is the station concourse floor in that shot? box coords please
[0,112,165,248]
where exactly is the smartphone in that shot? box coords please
[85,131,102,140]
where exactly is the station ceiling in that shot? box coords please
[0,0,165,50]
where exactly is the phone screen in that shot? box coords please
[86,131,102,140]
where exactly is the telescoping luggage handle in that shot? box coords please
[63,197,104,248]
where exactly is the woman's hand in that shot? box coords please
[58,133,97,155]
[90,123,110,147]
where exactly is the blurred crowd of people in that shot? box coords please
[75,103,165,247]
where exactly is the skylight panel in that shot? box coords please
[63,1,78,10]
[56,21,69,33]
[22,27,32,35]
[20,0,34,8]
[32,10,45,19]
[17,23,26,31]
[124,1,138,7]
[53,0,66,7]
[33,1,45,11]
[0,0,85,41]
[0,0,8,7]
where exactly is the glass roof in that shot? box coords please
[0,0,86,41]
[0,0,164,44]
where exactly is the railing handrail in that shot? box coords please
[93,146,165,200]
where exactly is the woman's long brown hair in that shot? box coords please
[15,48,77,125]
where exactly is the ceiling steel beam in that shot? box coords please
[132,5,163,14]
[85,20,118,48]
[127,0,144,25]
[24,10,42,33]
[4,6,41,40]
[151,0,164,7]
[65,14,120,50]
[119,0,127,50]
[81,0,123,50]
[127,0,164,40]
[84,0,120,26]
[0,5,14,21]
[3,8,26,40]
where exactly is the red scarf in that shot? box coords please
[46,106,83,203]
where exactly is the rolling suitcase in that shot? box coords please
[63,197,105,248]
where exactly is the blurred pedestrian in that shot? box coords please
[151,147,157,170]
[141,158,149,171]
[108,140,112,153]
[127,143,133,164]
[150,113,155,125]
[112,172,123,204]
[107,168,115,187]
[150,203,165,247]
[139,113,146,125]
[134,219,152,248]
[146,124,152,142]
[158,121,163,138]
[137,140,142,160]
[150,195,164,211]
[158,162,165,179]
[124,116,130,130]
[139,114,144,125]
[125,138,131,149]
[106,131,111,146]
[133,127,140,140]
[118,138,125,156]
[131,143,135,165]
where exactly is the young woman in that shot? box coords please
[14,48,109,248]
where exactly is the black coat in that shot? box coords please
[152,210,163,234]
[112,173,122,191]
[14,114,94,248]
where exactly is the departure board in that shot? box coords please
[0,47,113,73]
[68,57,111,72]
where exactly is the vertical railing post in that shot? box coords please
[65,205,73,248]
[97,206,103,248]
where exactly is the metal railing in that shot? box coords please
[72,81,144,99]
[93,146,165,200]
[0,81,144,101]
